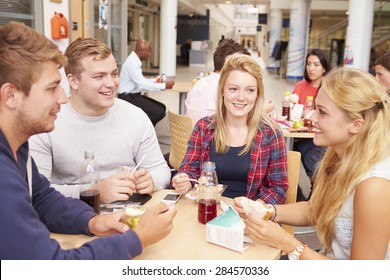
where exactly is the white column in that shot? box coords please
[286,0,310,80]
[343,0,375,70]
[160,0,177,77]
[267,9,283,70]
[152,14,160,68]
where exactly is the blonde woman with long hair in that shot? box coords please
[234,67,390,259]
[172,53,288,204]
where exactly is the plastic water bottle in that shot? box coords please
[198,161,218,224]
[79,150,100,213]
[281,91,291,121]
[303,96,314,130]
[161,72,167,83]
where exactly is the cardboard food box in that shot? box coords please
[206,206,248,253]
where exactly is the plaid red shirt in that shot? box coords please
[177,117,288,204]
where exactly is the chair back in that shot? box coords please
[168,111,194,170]
[281,150,301,236]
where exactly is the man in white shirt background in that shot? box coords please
[118,39,175,126]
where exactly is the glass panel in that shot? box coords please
[0,0,35,27]
[111,0,122,66]
[94,0,108,44]
[93,0,123,68]
[144,14,149,41]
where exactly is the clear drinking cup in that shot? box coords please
[117,165,132,174]
[122,203,145,229]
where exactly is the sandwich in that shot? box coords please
[238,197,273,220]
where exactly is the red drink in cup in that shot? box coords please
[198,198,217,224]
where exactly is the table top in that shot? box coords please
[51,190,281,260]
[172,81,193,93]
[282,129,315,139]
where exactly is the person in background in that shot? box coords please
[0,21,176,260]
[185,38,274,124]
[293,49,331,199]
[234,68,390,260]
[30,37,171,204]
[118,39,174,126]
[173,53,288,204]
[375,52,390,95]
[247,39,252,50]
[368,47,377,75]
[293,49,331,103]
[180,38,192,66]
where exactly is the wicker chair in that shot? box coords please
[281,150,301,236]
[168,111,194,170]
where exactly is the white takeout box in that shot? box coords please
[206,206,248,253]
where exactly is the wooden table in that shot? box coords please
[282,129,314,150]
[51,190,281,260]
[171,81,193,114]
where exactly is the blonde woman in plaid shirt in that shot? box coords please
[172,53,288,204]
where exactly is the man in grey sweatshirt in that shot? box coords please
[30,37,171,204]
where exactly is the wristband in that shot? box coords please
[268,203,277,221]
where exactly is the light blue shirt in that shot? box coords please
[118,51,165,94]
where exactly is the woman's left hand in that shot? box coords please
[244,214,295,252]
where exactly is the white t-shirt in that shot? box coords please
[327,156,390,259]
[185,72,220,124]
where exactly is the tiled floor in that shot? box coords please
[150,53,321,252]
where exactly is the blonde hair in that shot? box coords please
[214,53,278,155]
[308,67,390,253]
[0,21,66,96]
[64,37,112,79]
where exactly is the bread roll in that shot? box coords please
[239,197,273,220]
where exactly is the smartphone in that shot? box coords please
[161,193,181,204]
[128,193,152,205]
[109,193,152,206]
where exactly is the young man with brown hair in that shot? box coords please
[0,22,175,260]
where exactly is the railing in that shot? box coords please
[308,18,348,49]
[308,1,390,50]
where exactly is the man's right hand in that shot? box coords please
[165,80,175,89]
[98,173,136,203]
[133,203,177,248]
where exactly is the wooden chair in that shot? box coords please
[168,111,194,170]
[281,150,301,236]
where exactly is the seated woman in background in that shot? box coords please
[234,67,390,259]
[375,52,390,95]
[293,49,332,198]
[172,53,288,204]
